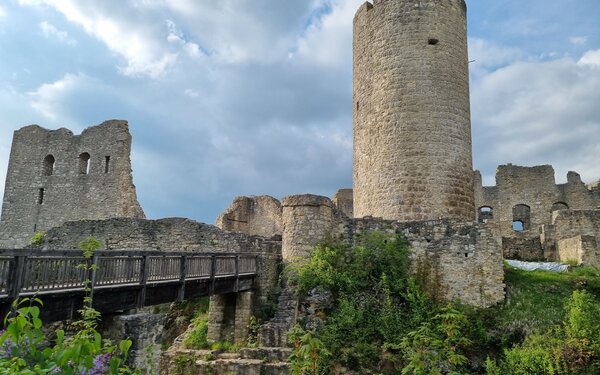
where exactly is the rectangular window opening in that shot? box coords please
[105,156,111,173]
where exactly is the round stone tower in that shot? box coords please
[353,0,475,221]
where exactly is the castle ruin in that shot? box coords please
[0,120,145,248]
[0,0,599,372]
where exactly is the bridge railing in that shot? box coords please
[0,250,258,301]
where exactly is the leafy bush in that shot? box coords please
[0,236,139,374]
[182,316,209,349]
[0,298,138,374]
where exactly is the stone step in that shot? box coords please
[195,358,289,375]
[239,347,292,362]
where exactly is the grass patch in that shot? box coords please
[492,265,600,336]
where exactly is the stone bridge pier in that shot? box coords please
[207,291,254,344]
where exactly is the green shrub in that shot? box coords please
[182,316,209,349]
[0,298,138,374]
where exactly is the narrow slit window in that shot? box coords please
[38,188,45,204]
[105,156,110,173]
[79,152,91,174]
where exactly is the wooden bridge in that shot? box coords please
[0,249,258,321]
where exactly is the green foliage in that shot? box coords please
[397,306,472,375]
[30,231,45,246]
[182,316,209,349]
[288,324,331,375]
[79,236,102,257]
[287,232,440,373]
[490,290,600,375]
[0,298,139,374]
[291,232,410,298]
[245,316,261,348]
[286,232,600,374]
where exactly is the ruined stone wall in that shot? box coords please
[557,235,599,267]
[353,0,475,222]
[346,218,504,308]
[215,195,282,238]
[474,165,600,260]
[281,195,336,261]
[552,210,600,243]
[278,194,503,307]
[332,188,353,218]
[0,121,145,248]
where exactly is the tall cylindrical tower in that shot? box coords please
[353,0,475,221]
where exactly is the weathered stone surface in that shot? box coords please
[502,236,544,261]
[161,347,290,375]
[101,312,166,373]
[353,0,475,221]
[557,235,599,266]
[0,121,145,248]
[551,210,600,267]
[216,195,282,238]
[281,194,335,261]
[332,188,353,218]
[474,165,600,255]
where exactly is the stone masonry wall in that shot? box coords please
[557,235,599,267]
[281,194,336,261]
[279,195,504,308]
[474,165,600,244]
[353,0,475,222]
[345,218,504,308]
[215,195,282,238]
[0,121,145,248]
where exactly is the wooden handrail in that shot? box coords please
[0,250,259,300]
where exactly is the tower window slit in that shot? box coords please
[105,156,110,173]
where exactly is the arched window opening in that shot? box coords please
[43,155,55,176]
[551,202,569,212]
[478,206,493,223]
[79,152,90,174]
[512,204,531,231]
[512,220,524,232]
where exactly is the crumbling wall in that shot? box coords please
[474,164,600,260]
[348,218,504,308]
[548,210,600,267]
[0,121,145,248]
[332,188,353,218]
[557,235,599,267]
[281,194,336,261]
[279,195,504,308]
[215,195,282,238]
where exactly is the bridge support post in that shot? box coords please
[234,290,253,344]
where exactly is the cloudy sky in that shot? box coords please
[0,0,599,224]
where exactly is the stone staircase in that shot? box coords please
[161,347,291,375]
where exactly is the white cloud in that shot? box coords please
[0,5,6,17]
[20,0,179,78]
[39,21,76,45]
[472,51,600,184]
[294,0,364,67]
[570,36,588,45]
[578,49,600,68]
[27,73,93,120]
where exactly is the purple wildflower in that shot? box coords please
[86,353,111,375]
[0,329,15,359]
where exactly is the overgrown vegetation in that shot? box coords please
[285,232,600,374]
[0,237,140,374]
